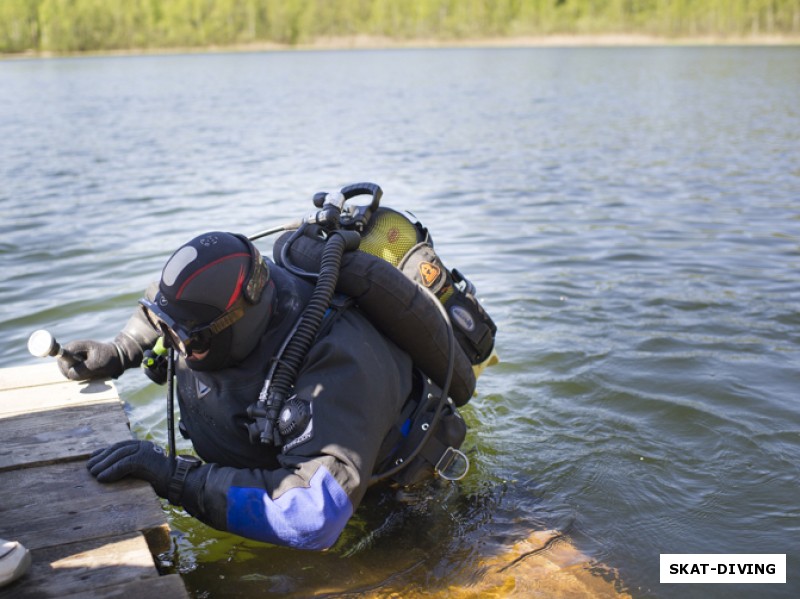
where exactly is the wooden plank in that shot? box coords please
[0,364,189,599]
[0,402,135,472]
[4,532,158,599]
[3,569,188,599]
[0,380,120,417]
[0,362,69,391]
[0,458,167,552]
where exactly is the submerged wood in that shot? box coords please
[439,529,633,598]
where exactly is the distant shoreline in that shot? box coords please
[3,33,799,60]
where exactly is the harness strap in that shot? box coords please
[375,377,423,464]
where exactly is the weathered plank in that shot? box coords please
[0,380,120,417]
[2,571,187,599]
[0,362,189,598]
[3,532,159,599]
[0,460,167,552]
[0,402,134,472]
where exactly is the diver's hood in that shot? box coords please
[154,231,274,371]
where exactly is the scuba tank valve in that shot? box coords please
[249,183,383,242]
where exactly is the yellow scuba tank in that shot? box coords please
[357,208,420,267]
[357,207,499,381]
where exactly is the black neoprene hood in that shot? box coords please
[155,231,274,370]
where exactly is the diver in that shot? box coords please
[58,186,497,550]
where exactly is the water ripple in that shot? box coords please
[2,46,799,599]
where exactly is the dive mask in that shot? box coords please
[139,296,248,357]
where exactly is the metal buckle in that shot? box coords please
[435,447,470,481]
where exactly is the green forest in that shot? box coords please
[2,0,799,54]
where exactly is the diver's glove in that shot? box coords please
[57,334,139,381]
[58,291,161,381]
[87,440,174,499]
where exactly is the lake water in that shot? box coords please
[2,46,799,598]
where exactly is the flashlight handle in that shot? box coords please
[55,345,79,367]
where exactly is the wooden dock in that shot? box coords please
[0,362,189,598]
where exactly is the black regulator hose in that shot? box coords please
[280,224,322,281]
[252,228,360,446]
[271,230,356,396]
[166,346,177,465]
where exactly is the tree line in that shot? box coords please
[2,0,799,54]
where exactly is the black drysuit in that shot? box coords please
[174,264,414,549]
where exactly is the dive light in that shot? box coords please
[27,329,78,366]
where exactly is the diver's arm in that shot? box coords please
[178,456,355,550]
[85,435,355,550]
[58,282,160,380]
[115,281,161,359]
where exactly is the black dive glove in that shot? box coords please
[58,300,159,381]
[87,440,174,499]
[58,337,129,381]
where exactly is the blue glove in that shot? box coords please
[87,440,174,499]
